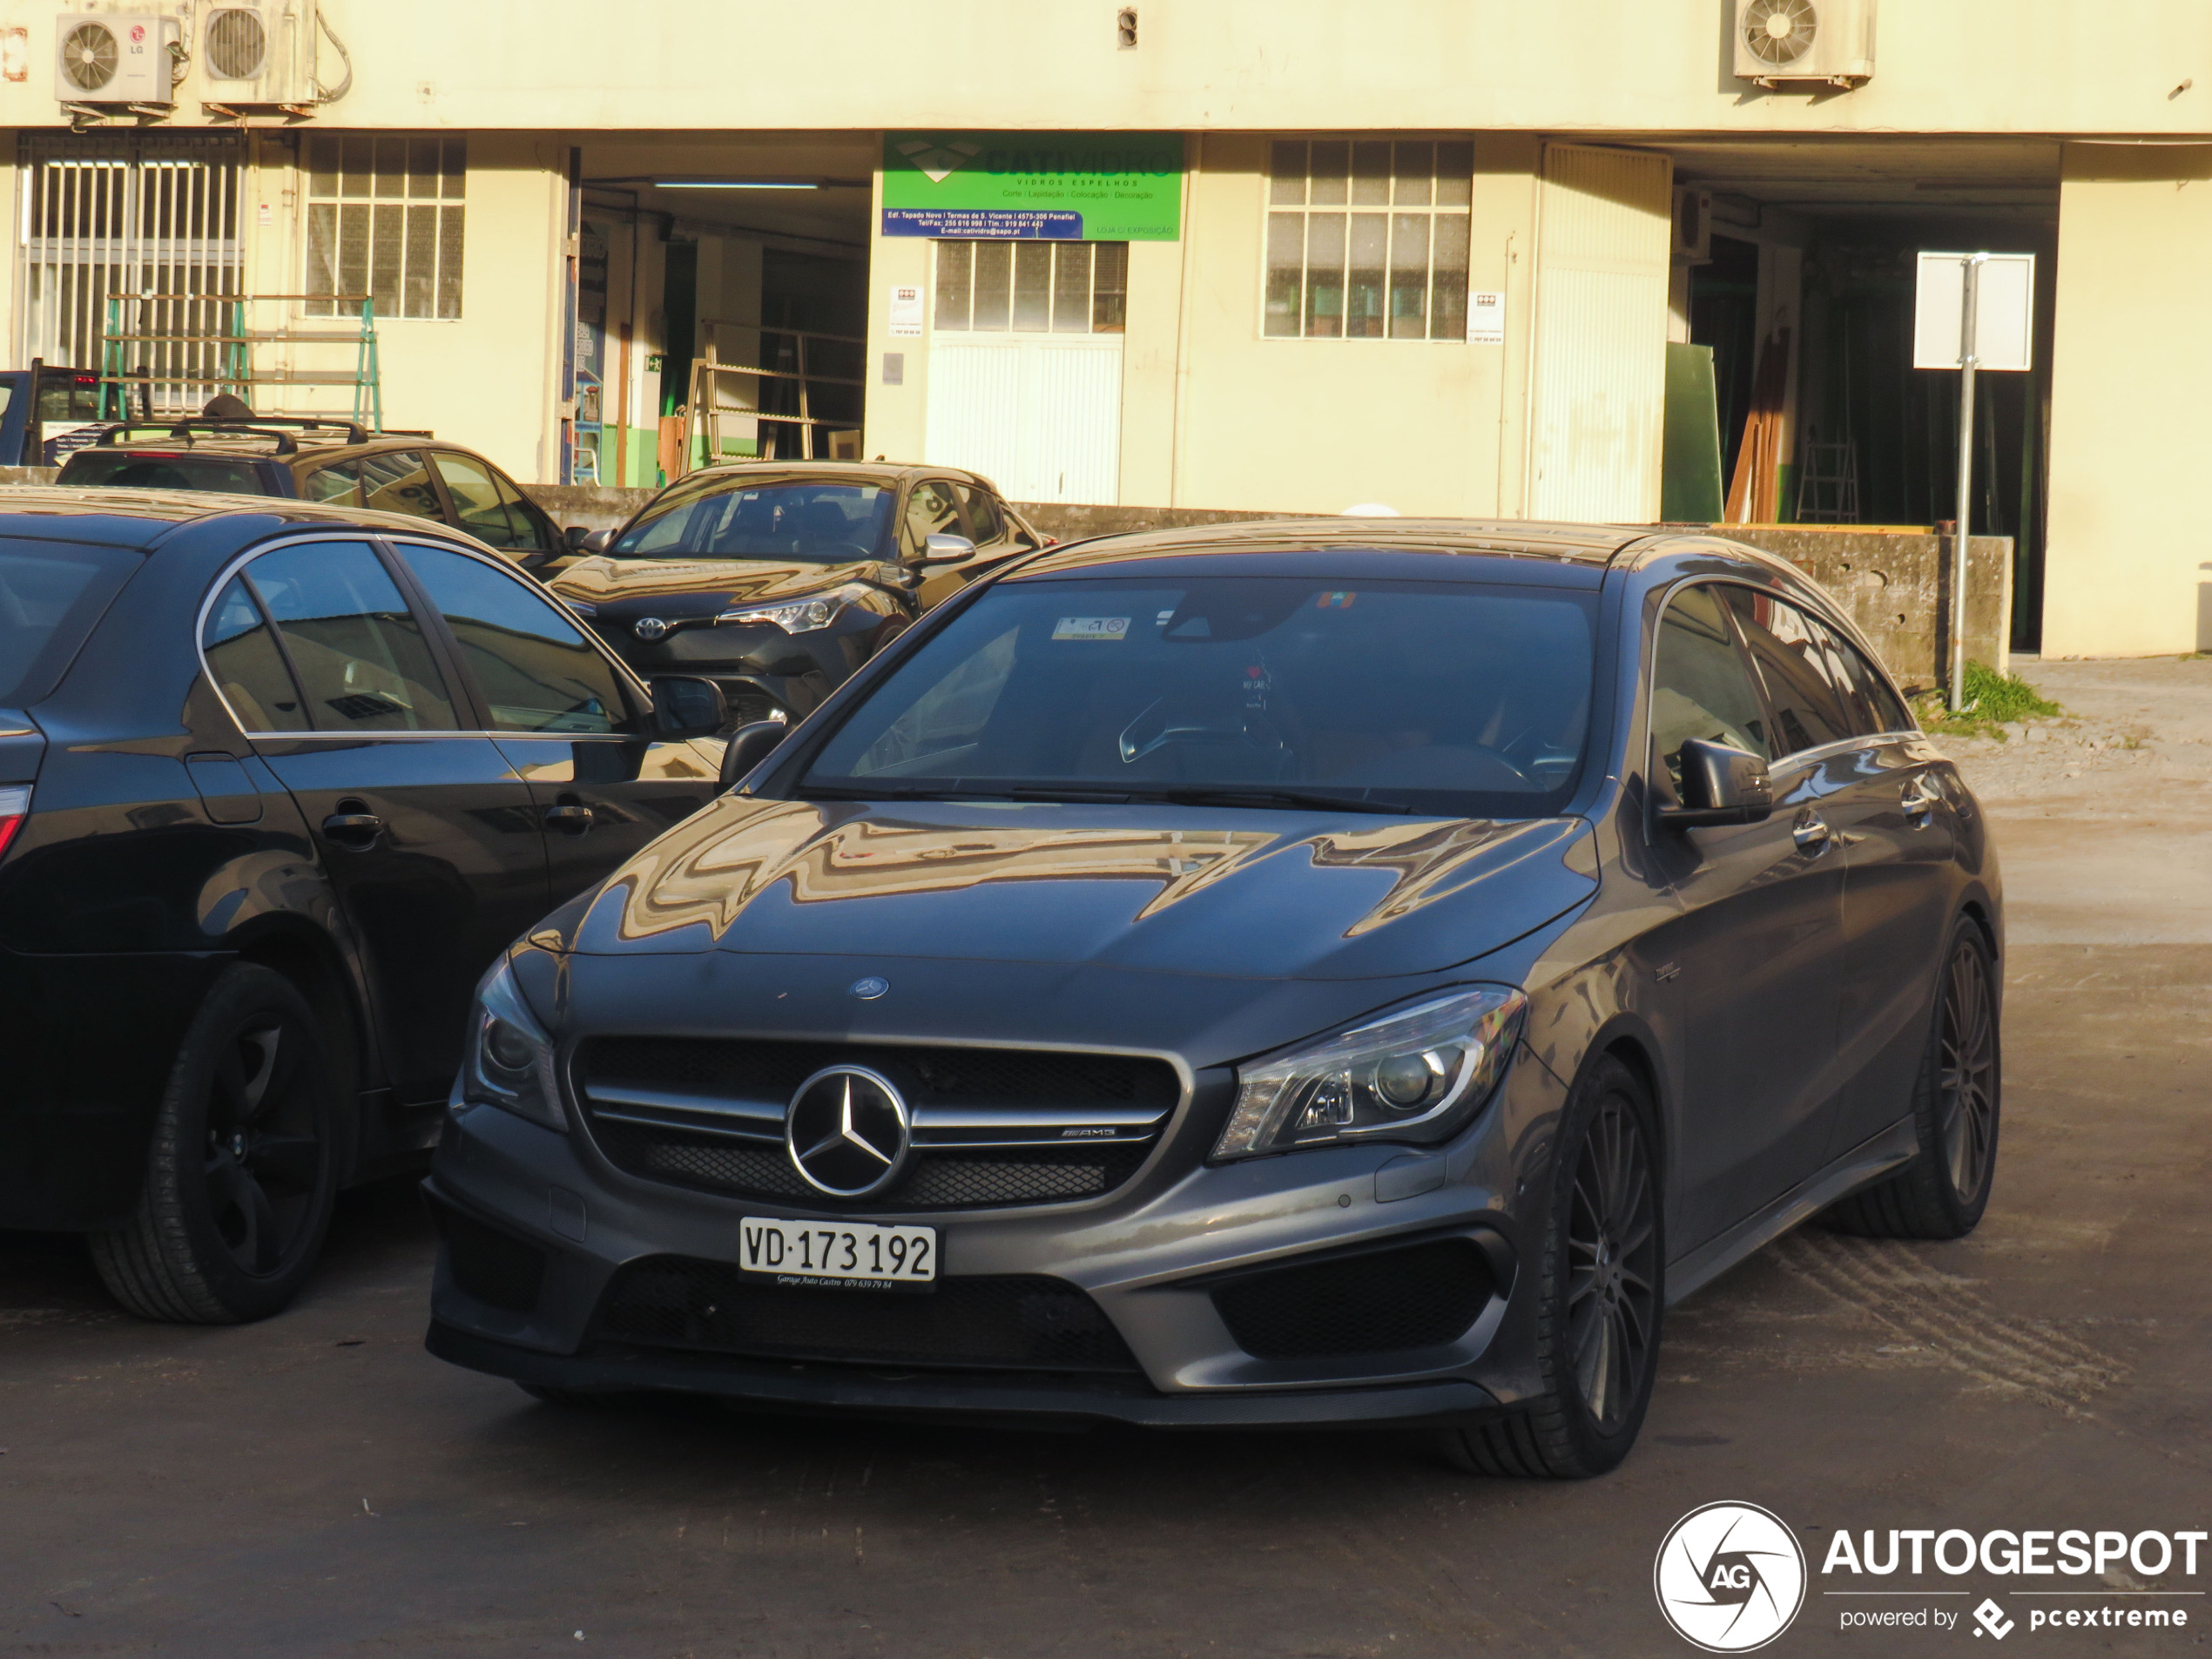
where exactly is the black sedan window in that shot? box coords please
[236,541,457,732]
[611,481,893,562]
[0,541,137,708]
[803,575,1596,817]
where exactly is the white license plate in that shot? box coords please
[738,1217,938,1291]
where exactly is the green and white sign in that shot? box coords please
[881,132,1183,241]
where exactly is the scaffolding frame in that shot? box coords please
[98,291,384,429]
[679,320,864,477]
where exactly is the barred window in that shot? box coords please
[1264,139,1471,340]
[303,135,465,320]
[933,240,1127,334]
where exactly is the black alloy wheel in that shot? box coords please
[1440,1053,1664,1478]
[91,964,341,1323]
[1821,918,2001,1241]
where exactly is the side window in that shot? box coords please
[1820,624,1916,736]
[434,452,536,550]
[239,541,458,732]
[902,480,962,556]
[956,483,1004,545]
[1720,587,1855,756]
[300,459,362,504]
[491,466,553,551]
[395,543,638,735]
[1649,583,1771,791]
[201,577,309,732]
[360,450,442,523]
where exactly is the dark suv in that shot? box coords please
[56,419,571,560]
[0,487,731,1322]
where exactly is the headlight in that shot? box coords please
[718,583,869,633]
[1211,987,1526,1162]
[461,957,566,1131]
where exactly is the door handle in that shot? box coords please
[321,811,384,849]
[1900,779,1939,826]
[1791,812,1831,854]
[544,802,595,836]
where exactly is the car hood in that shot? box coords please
[543,554,891,615]
[563,795,1599,981]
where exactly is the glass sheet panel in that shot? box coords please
[1352,141,1391,206]
[406,137,439,199]
[338,135,373,199]
[369,203,402,320]
[1309,140,1349,206]
[934,239,972,330]
[1435,141,1474,206]
[1393,142,1433,206]
[1430,213,1469,341]
[972,241,1012,331]
[1304,213,1345,338]
[1264,214,1304,338]
[307,134,340,198]
[1090,241,1128,333]
[1389,213,1428,339]
[1268,140,1306,205]
[1346,213,1387,338]
[436,206,464,319]
[402,204,436,319]
[1012,241,1052,331]
[1051,242,1091,333]
[338,202,370,307]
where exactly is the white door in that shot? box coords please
[1527,144,1674,523]
[924,240,1126,505]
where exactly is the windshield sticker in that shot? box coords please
[1052,616,1131,642]
[1317,591,1357,610]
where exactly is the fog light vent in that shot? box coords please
[1211,1238,1492,1360]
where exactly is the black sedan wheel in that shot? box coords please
[90,964,341,1323]
[1440,1054,1663,1478]
[1822,918,2001,1239]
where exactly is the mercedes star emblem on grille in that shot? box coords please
[785,1064,913,1198]
[633,617,670,641]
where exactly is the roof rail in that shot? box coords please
[93,415,373,455]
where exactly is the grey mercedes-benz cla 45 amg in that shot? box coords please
[424,519,2001,1477]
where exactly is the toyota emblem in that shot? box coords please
[785,1065,913,1198]
[633,617,671,642]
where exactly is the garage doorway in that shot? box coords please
[926,239,1126,504]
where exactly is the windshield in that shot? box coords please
[610,479,893,563]
[801,575,1597,817]
[0,541,139,707]
[59,452,268,493]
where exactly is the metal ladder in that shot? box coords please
[98,292,384,429]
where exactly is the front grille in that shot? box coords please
[435,1204,547,1314]
[577,1037,1180,1211]
[594,1256,1141,1373]
[1211,1238,1494,1361]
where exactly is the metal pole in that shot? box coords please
[1948,253,1985,713]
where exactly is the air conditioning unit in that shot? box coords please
[56,11,179,103]
[1672,187,1712,262]
[199,0,316,105]
[1733,0,1875,88]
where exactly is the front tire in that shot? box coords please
[90,963,341,1323]
[1821,917,2000,1240]
[1440,1054,1663,1479]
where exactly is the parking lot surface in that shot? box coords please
[4,658,2208,1658]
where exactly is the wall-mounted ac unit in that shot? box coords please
[1733,0,1874,88]
[57,11,179,103]
[1672,187,1712,262]
[199,0,316,105]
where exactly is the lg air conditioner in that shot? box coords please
[199,0,316,105]
[1733,0,1875,88]
[57,11,179,103]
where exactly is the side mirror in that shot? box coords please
[719,719,790,792]
[1658,738,1775,828]
[651,675,728,739]
[919,532,975,565]
[568,526,614,555]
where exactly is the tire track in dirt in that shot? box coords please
[1769,1231,2128,1413]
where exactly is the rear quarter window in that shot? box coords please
[0,540,140,707]
[59,452,269,494]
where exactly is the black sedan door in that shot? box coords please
[1642,582,1846,1254]
[204,538,550,1105]
[388,540,722,903]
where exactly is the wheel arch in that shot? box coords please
[229,920,374,1182]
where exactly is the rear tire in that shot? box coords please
[90,964,341,1323]
[1820,918,2000,1241]
[1440,1054,1663,1479]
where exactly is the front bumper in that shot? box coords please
[423,1033,1563,1426]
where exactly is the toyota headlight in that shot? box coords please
[718,583,868,633]
[1211,988,1526,1161]
[461,957,567,1131]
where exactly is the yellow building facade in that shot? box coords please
[2,0,2208,655]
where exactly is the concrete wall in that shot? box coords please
[5,3,2209,135]
[2041,143,2212,659]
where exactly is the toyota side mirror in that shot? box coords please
[919,532,975,565]
[1658,738,1774,828]
[719,719,790,792]
[651,675,728,739]
[567,526,613,555]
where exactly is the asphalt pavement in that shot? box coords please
[4,658,2208,1658]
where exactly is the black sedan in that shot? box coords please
[535,462,1044,728]
[425,519,2002,1476]
[0,488,731,1321]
